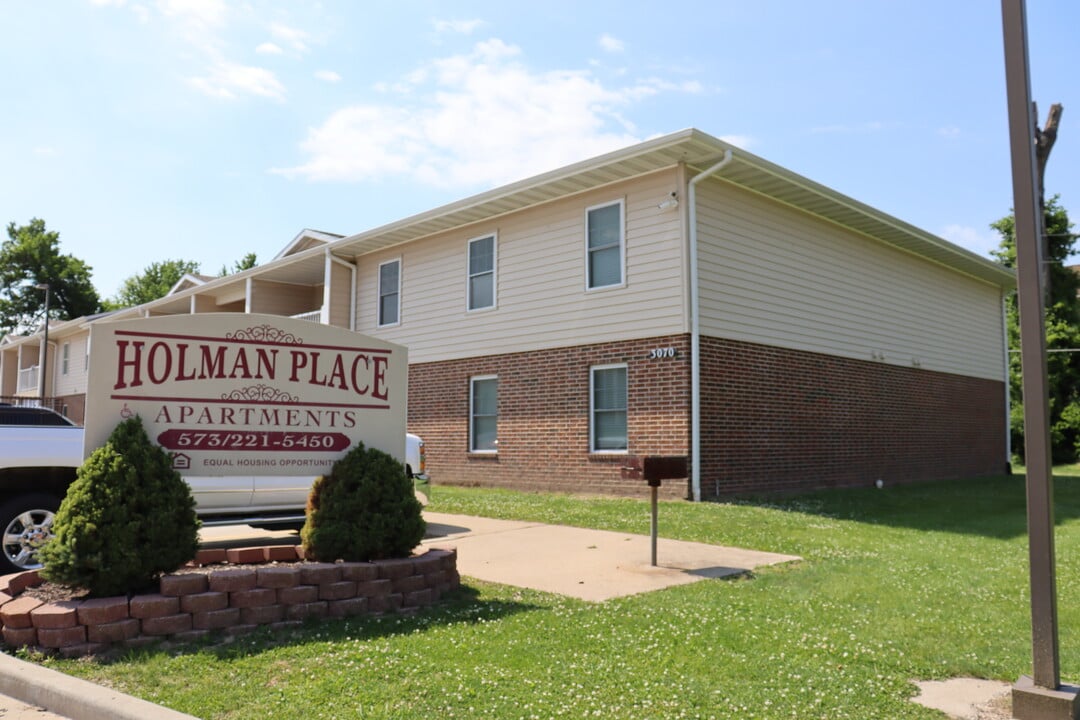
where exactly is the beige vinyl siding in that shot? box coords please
[249,280,321,317]
[355,170,687,363]
[329,261,352,328]
[53,331,89,397]
[696,178,1005,380]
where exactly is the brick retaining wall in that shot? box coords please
[0,546,459,657]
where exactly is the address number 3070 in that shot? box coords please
[648,347,677,359]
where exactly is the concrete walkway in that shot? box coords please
[420,511,799,601]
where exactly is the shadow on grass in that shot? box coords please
[90,584,541,665]
[731,473,1080,540]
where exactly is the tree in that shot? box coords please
[0,219,101,336]
[219,252,257,276]
[991,196,1080,463]
[111,259,202,308]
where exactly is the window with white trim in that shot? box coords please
[470,375,498,452]
[378,259,400,327]
[467,234,496,310]
[61,342,70,375]
[586,200,624,290]
[590,364,627,452]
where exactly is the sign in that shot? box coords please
[84,314,408,476]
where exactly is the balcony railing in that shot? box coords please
[16,365,38,393]
[291,310,323,323]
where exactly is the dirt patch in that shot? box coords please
[912,678,1012,719]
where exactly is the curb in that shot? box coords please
[0,651,200,720]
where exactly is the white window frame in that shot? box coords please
[377,258,401,328]
[584,199,626,291]
[61,342,70,375]
[466,233,497,312]
[589,363,628,453]
[469,375,498,453]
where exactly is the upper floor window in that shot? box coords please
[586,200,624,290]
[468,234,496,311]
[590,364,628,452]
[378,259,400,327]
[61,342,70,375]
[470,375,498,452]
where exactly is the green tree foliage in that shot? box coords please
[0,219,101,336]
[111,259,202,308]
[991,196,1080,462]
[301,442,425,562]
[219,252,257,276]
[39,416,200,596]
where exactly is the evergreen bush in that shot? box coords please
[301,441,425,562]
[39,416,200,596]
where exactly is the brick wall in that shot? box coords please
[698,335,1008,496]
[408,335,692,498]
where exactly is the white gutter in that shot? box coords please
[688,149,733,502]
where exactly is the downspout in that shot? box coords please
[1003,291,1013,468]
[688,149,733,502]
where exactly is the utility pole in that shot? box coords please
[1001,1,1078,717]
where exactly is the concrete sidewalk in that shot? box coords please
[420,511,799,601]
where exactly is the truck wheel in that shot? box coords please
[0,494,60,575]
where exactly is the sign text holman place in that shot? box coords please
[84,314,408,477]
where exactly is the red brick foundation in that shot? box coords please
[0,547,459,657]
[699,336,1008,496]
[408,334,692,498]
[408,333,1007,498]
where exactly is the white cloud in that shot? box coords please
[270,22,310,53]
[273,39,698,187]
[938,126,961,138]
[156,0,227,50]
[189,61,285,101]
[719,135,754,149]
[599,34,624,53]
[315,70,341,83]
[433,19,484,35]
[256,42,283,55]
[941,223,1001,258]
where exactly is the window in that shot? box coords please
[586,200,624,290]
[467,234,496,310]
[590,364,627,452]
[61,342,70,375]
[378,259,400,327]
[470,376,498,452]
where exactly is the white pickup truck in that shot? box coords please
[0,406,429,574]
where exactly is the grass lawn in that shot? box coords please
[32,472,1080,719]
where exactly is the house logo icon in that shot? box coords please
[171,453,191,470]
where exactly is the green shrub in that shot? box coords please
[39,416,200,597]
[301,441,426,562]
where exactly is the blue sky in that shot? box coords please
[1,1,1076,299]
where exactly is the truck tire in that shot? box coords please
[0,493,60,575]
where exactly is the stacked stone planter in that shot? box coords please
[0,545,459,657]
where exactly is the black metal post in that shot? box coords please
[36,283,50,407]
